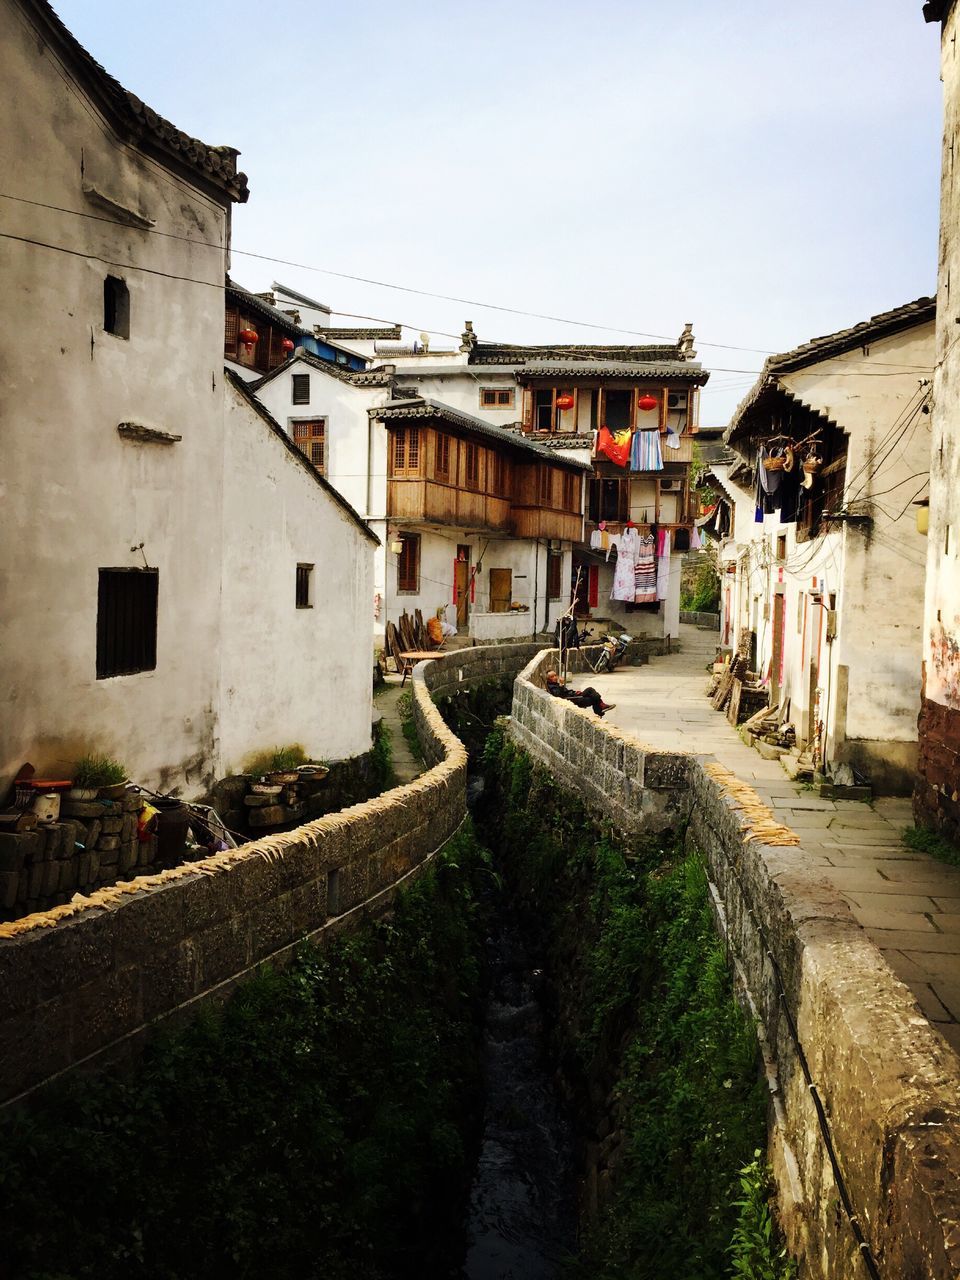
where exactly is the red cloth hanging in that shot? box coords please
[588,565,599,608]
[597,426,632,467]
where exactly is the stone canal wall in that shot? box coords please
[511,647,960,1280]
[0,662,469,1107]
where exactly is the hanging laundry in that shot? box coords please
[631,429,664,472]
[656,530,672,600]
[664,429,681,450]
[597,426,632,467]
[610,525,640,600]
[590,528,603,550]
[633,531,657,603]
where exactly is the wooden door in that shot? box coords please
[455,546,471,625]
[489,568,512,613]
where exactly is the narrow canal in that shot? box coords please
[461,913,576,1278]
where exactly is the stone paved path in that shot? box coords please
[588,625,960,1055]
[374,677,424,786]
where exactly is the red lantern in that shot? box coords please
[239,327,258,347]
[281,338,295,354]
[637,393,658,412]
[555,393,575,411]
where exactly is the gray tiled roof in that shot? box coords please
[227,281,306,336]
[21,0,248,203]
[764,297,935,374]
[725,297,934,444]
[472,342,679,365]
[250,350,395,392]
[371,399,591,471]
[516,360,709,383]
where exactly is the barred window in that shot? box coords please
[292,419,325,473]
[292,373,310,405]
[435,432,451,480]
[96,568,158,678]
[547,551,563,601]
[465,441,480,489]
[480,387,514,409]
[393,428,422,475]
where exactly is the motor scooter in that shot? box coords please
[594,631,631,673]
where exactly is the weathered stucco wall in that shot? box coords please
[511,651,960,1280]
[0,662,466,1107]
[219,381,375,768]
[0,0,230,796]
[918,5,960,840]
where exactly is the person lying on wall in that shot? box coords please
[544,670,615,718]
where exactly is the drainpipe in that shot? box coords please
[542,539,552,635]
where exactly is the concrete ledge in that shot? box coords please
[0,660,467,1107]
[511,650,960,1280]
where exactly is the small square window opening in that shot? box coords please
[103,275,130,338]
[292,373,310,405]
[96,568,157,678]
[296,563,314,608]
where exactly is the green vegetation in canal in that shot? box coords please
[0,827,491,1280]
[434,675,514,759]
[481,726,787,1280]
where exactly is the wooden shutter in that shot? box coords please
[224,307,239,357]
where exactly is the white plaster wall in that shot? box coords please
[926,6,960,712]
[219,385,374,768]
[0,3,229,795]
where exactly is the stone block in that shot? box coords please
[121,814,135,842]
[27,862,45,900]
[68,966,142,1062]
[60,801,106,819]
[119,840,137,874]
[247,805,287,828]
[0,871,19,910]
[100,816,123,835]
[0,833,28,873]
[42,861,60,897]
[140,940,198,1021]
[77,852,93,887]
[98,843,119,866]
[121,793,140,814]
[193,915,252,988]
[97,835,120,852]
[42,825,62,857]
[58,860,77,893]
[86,819,102,847]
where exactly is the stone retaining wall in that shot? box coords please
[0,663,467,1108]
[511,650,960,1280]
[680,609,720,629]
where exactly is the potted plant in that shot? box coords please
[71,754,127,800]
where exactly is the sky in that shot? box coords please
[55,0,944,423]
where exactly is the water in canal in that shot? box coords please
[461,914,577,1279]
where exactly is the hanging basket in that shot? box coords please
[802,454,822,475]
[762,454,786,472]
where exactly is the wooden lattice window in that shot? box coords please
[397,533,420,593]
[491,452,506,495]
[224,306,239,358]
[292,373,310,405]
[96,568,158,679]
[539,466,553,505]
[480,387,515,409]
[292,419,325,473]
[562,471,579,512]
[435,432,451,480]
[465,441,480,489]
[393,427,422,476]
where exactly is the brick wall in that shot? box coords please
[511,656,960,1280]
[0,662,467,1107]
[915,685,960,843]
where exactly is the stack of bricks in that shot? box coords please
[916,692,960,842]
[0,791,159,922]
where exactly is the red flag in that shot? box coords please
[597,426,632,468]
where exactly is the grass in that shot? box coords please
[903,824,960,868]
[242,744,309,776]
[396,691,425,765]
[72,754,127,787]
